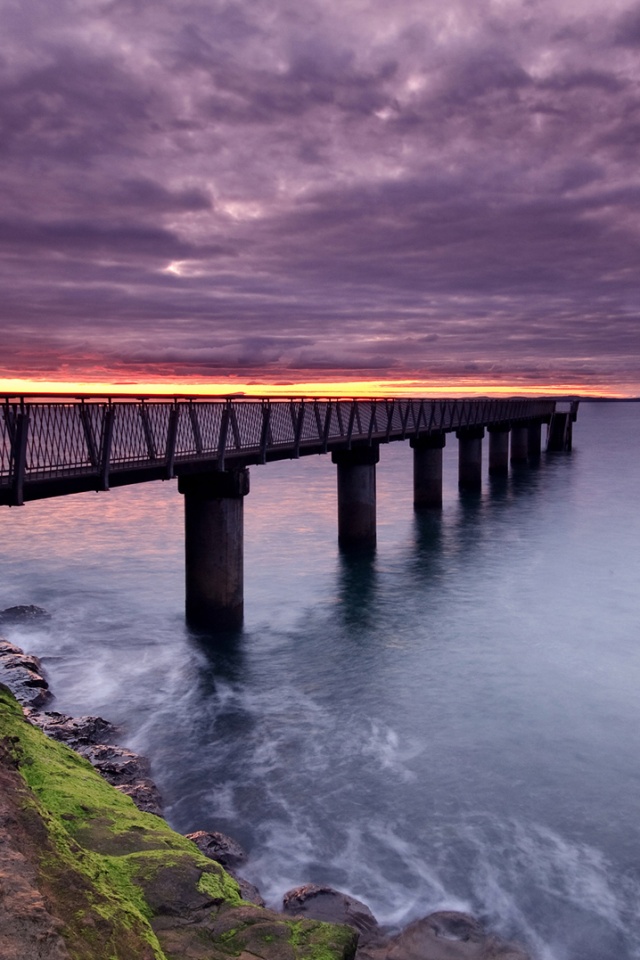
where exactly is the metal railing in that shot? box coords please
[1,396,557,505]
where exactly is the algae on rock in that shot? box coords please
[0,686,357,960]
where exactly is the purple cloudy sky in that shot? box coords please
[1,0,640,393]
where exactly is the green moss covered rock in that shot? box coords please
[0,686,357,960]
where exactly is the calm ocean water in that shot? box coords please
[1,400,639,959]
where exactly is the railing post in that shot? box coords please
[314,400,323,445]
[385,400,394,441]
[10,411,29,507]
[217,404,230,470]
[189,401,204,455]
[79,401,98,467]
[165,404,179,479]
[139,401,157,460]
[322,402,332,452]
[292,400,304,458]
[99,404,115,492]
[346,403,356,449]
[260,401,272,463]
[229,405,241,450]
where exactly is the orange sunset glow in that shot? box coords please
[0,376,632,400]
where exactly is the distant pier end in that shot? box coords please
[547,402,579,451]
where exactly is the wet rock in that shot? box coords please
[25,710,118,747]
[1,641,163,817]
[75,743,152,784]
[0,651,43,673]
[2,689,358,960]
[0,605,50,625]
[186,828,264,905]
[233,874,266,907]
[0,639,51,708]
[372,911,531,960]
[114,781,164,817]
[186,829,248,869]
[176,901,359,960]
[283,883,382,946]
[0,638,40,663]
[75,743,164,816]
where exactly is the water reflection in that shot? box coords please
[487,472,509,502]
[411,509,444,570]
[190,628,247,687]
[336,552,378,630]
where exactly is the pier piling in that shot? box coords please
[178,469,249,631]
[332,446,379,549]
[527,421,542,460]
[456,427,484,491]
[411,433,446,508]
[488,426,510,476]
[510,426,528,464]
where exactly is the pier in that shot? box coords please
[1,396,577,630]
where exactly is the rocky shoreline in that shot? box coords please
[0,605,532,960]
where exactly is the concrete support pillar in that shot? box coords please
[488,426,510,476]
[456,427,484,491]
[331,446,379,550]
[178,469,250,631]
[527,421,542,460]
[547,412,571,451]
[411,433,446,508]
[510,426,528,464]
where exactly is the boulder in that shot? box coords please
[283,883,382,947]
[75,743,164,817]
[0,639,51,708]
[376,911,531,960]
[186,829,265,906]
[232,874,266,907]
[114,781,164,817]
[0,605,50,625]
[75,743,152,784]
[0,651,43,673]
[186,829,248,869]
[25,710,119,747]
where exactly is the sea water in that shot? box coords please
[1,400,639,960]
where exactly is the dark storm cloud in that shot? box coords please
[0,0,639,390]
[614,3,640,45]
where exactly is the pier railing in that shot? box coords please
[1,396,556,505]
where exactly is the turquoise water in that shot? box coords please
[1,401,639,959]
